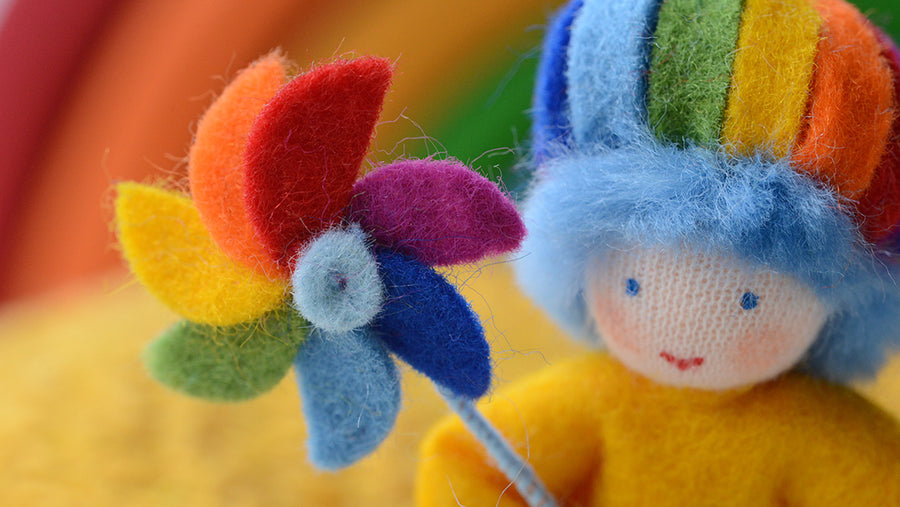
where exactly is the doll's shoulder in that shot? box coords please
[748,371,900,444]
[747,373,900,503]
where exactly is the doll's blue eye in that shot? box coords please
[740,291,759,310]
[625,278,640,297]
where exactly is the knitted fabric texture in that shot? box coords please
[721,0,821,158]
[188,51,289,279]
[290,226,383,333]
[646,0,743,146]
[348,159,526,266]
[791,0,896,198]
[566,0,662,149]
[115,183,286,326]
[416,353,900,506]
[373,250,491,398]
[243,57,392,269]
[587,248,829,389]
[145,308,305,401]
[294,327,401,470]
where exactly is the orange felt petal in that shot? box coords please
[791,0,896,199]
[189,51,290,280]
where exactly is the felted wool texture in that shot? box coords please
[566,0,663,150]
[373,249,491,398]
[144,308,305,402]
[294,327,401,470]
[417,353,900,507]
[514,135,900,381]
[243,57,392,270]
[189,51,289,280]
[348,159,525,266]
[859,28,900,243]
[290,225,383,333]
[532,0,583,161]
[791,0,896,199]
[115,183,287,326]
[721,0,821,158]
[646,0,743,146]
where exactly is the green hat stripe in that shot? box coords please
[647,0,745,146]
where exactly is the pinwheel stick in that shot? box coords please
[439,389,558,507]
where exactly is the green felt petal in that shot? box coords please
[647,0,744,146]
[144,308,306,402]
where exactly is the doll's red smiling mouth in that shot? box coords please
[660,352,705,371]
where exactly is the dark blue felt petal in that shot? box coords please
[372,249,491,398]
[294,327,401,470]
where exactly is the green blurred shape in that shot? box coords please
[853,0,898,39]
[412,50,538,194]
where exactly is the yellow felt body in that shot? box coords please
[721,0,822,157]
[115,182,286,326]
[417,353,900,507]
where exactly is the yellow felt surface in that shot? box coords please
[115,182,287,326]
[419,354,900,507]
[721,0,821,158]
[0,261,578,506]
[0,262,898,506]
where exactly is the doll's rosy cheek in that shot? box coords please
[727,290,827,381]
[588,275,649,356]
[730,325,788,377]
[589,287,631,350]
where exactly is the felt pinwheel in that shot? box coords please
[113,53,527,470]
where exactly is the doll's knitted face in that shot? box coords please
[586,248,829,390]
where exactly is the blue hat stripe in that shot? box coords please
[567,0,663,149]
[532,0,583,161]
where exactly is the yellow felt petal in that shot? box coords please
[721,0,822,158]
[115,182,287,326]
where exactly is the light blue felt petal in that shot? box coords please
[372,249,491,398]
[567,0,662,149]
[294,327,401,470]
[291,225,383,333]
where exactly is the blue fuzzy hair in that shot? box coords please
[515,134,900,383]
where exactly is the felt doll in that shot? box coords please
[112,52,540,474]
[416,0,900,505]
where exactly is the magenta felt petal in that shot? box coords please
[349,160,525,266]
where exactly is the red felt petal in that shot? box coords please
[243,57,393,268]
[349,159,526,265]
[859,28,900,244]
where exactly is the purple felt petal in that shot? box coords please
[349,159,526,266]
